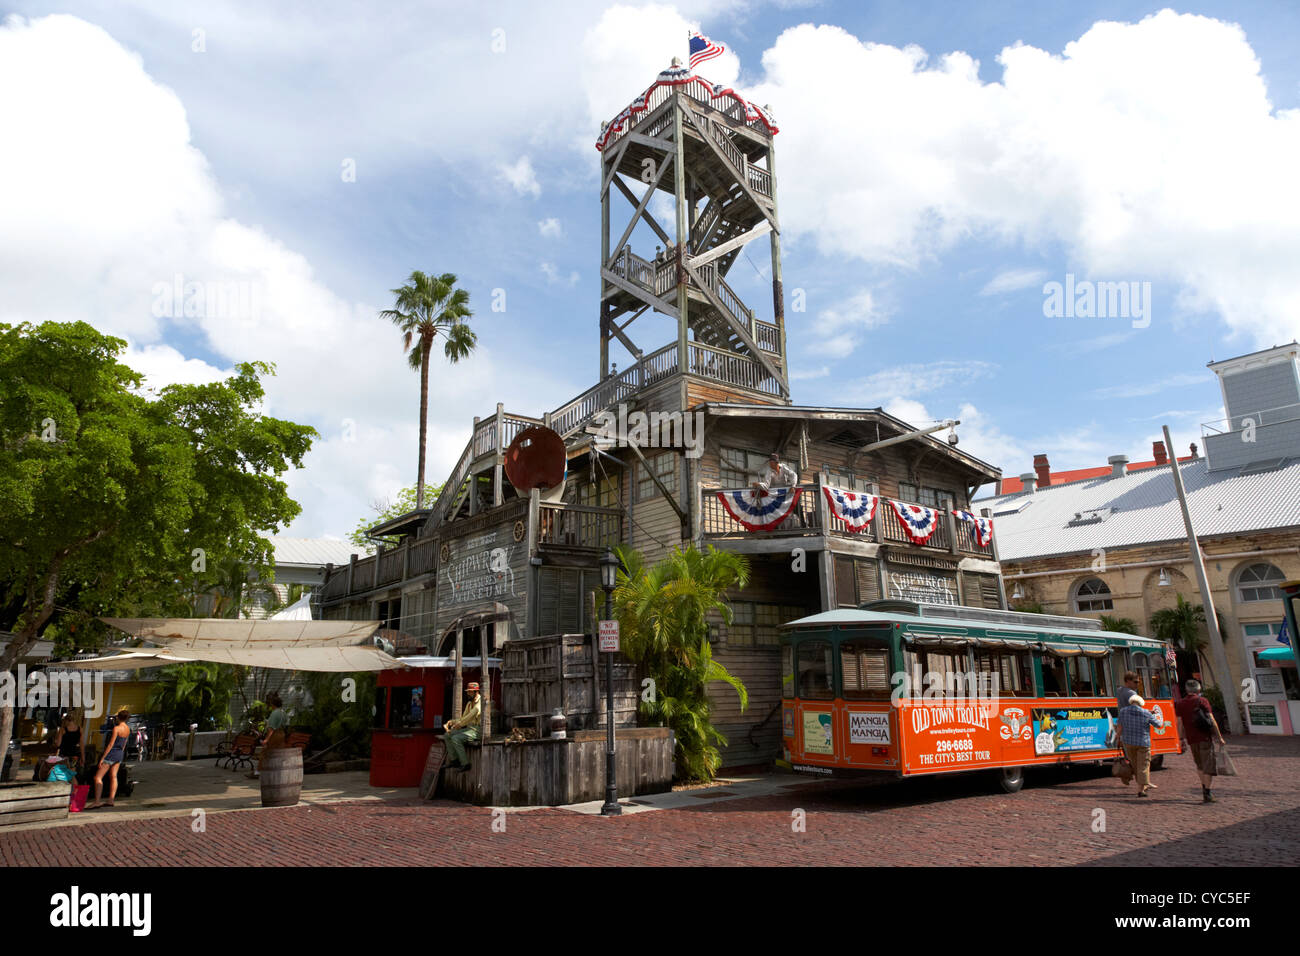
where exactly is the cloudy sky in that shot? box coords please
[3,1,1299,537]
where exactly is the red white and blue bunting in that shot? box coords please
[823,487,879,532]
[888,499,942,545]
[717,487,801,532]
[596,69,780,152]
[952,510,994,548]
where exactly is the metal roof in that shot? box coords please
[266,536,359,568]
[980,457,1300,561]
[780,607,1165,646]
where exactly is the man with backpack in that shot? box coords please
[1175,679,1226,803]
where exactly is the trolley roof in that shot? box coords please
[781,601,1168,649]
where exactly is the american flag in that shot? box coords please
[1165,644,1178,668]
[689,31,725,70]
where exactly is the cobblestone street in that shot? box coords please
[3,736,1296,867]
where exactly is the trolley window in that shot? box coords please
[797,640,834,700]
[1066,657,1097,696]
[840,640,891,700]
[975,647,1034,698]
[1042,654,1068,697]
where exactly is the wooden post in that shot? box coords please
[982,507,1009,610]
[453,628,464,720]
[347,554,356,597]
[601,151,611,380]
[494,403,505,507]
[673,93,689,376]
[872,505,889,600]
[766,138,788,398]
[945,508,960,556]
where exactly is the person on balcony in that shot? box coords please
[443,682,482,771]
[751,453,797,496]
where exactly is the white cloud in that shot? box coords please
[497,156,541,197]
[0,14,567,537]
[808,289,888,355]
[790,365,829,381]
[980,268,1048,296]
[847,360,997,404]
[122,342,232,394]
[538,217,563,238]
[1091,372,1208,399]
[748,11,1300,345]
[540,262,580,286]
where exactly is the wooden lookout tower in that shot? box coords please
[596,59,788,409]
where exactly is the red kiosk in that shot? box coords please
[371,656,503,787]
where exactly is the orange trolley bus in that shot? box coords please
[778,601,1181,792]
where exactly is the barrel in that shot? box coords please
[260,747,303,808]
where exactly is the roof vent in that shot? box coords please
[1019,472,1036,493]
[1107,455,1129,478]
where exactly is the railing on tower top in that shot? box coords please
[601,79,774,185]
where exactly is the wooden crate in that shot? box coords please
[0,781,70,827]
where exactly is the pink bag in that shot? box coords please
[69,785,89,813]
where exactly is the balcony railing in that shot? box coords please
[701,488,992,556]
[537,503,622,550]
[701,485,822,537]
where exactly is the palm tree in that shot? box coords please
[1098,615,1139,634]
[612,545,751,781]
[1150,594,1214,685]
[379,272,475,509]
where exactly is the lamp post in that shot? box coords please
[599,548,621,817]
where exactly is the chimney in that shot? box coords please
[1033,453,1051,489]
[1152,440,1168,466]
[1019,472,1037,493]
[1189,442,1198,459]
[1107,455,1129,478]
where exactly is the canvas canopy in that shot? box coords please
[89,618,404,672]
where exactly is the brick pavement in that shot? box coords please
[3,735,1296,866]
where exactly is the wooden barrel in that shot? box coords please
[260,747,302,808]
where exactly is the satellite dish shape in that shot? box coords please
[504,426,567,502]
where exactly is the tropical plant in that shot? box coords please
[1150,595,1215,685]
[348,484,442,553]
[295,671,378,760]
[612,545,750,782]
[1098,615,1140,634]
[147,662,239,731]
[379,272,475,509]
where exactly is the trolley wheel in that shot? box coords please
[1150,755,1165,772]
[997,766,1025,793]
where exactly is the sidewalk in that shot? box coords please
[2,757,415,832]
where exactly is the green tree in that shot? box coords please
[379,272,475,510]
[147,662,239,730]
[295,670,377,759]
[1150,595,1215,686]
[1098,614,1140,634]
[0,321,315,756]
[612,545,750,782]
[347,484,441,553]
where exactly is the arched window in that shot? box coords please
[1074,578,1113,612]
[1237,563,1285,602]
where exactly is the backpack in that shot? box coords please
[1191,697,1214,734]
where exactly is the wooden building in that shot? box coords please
[319,61,1007,768]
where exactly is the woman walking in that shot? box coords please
[89,709,131,809]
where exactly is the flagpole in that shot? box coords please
[1162,425,1243,735]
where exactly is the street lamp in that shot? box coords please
[599,549,622,817]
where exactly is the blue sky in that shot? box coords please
[2,1,1298,536]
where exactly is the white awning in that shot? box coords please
[53,650,196,671]
[94,617,403,671]
[101,617,380,649]
[269,594,315,621]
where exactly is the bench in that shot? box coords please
[217,733,260,771]
[285,732,311,756]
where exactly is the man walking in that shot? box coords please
[1175,679,1226,803]
[1118,699,1166,798]
[443,681,482,771]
